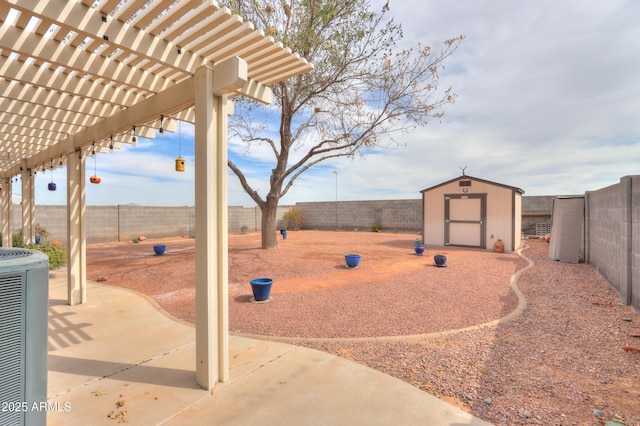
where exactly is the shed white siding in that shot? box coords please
[421,176,524,252]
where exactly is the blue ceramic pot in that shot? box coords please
[415,245,424,255]
[153,245,166,255]
[434,254,447,266]
[250,278,273,301]
[48,182,57,191]
[344,254,361,269]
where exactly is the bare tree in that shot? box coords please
[224,0,464,248]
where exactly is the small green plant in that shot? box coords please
[12,229,24,247]
[370,225,382,232]
[25,243,67,270]
[282,207,305,231]
[132,238,139,243]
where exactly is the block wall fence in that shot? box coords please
[585,176,640,310]
[4,181,638,310]
[7,196,557,244]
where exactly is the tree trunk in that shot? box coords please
[261,196,279,249]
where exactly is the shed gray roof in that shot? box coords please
[420,175,525,194]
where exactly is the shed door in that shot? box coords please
[445,194,486,248]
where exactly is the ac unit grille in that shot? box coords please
[0,250,33,259]
[0,273,25,426]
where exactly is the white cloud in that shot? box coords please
[28,1,640,207]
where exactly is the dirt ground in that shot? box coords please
[86,231,525,337]
[85,231,640,426]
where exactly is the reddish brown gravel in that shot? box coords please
[86,231,640,426]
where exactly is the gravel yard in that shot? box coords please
[87,231,640,425]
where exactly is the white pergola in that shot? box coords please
[0,0,311,389]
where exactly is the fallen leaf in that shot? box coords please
[621,346,638,353]
[93,391,107,396]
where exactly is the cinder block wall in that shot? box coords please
[521,196,554,233]
[298,197,557,234]
[4,196,566,242]
[585,175,640,309]
[296,199,422,233]
[9,204,290,244]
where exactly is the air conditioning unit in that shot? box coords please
[0,248,49,426]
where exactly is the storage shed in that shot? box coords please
[548,196,585,263]
[420,175,525,252]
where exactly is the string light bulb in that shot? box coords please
[159,115,164,137]
[131,126,137,145]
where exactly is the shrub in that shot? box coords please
[35,223,51,242]
[25,243,67,270]
[282,207,305,230]
[12,229,24,247]
[370,225,382,232]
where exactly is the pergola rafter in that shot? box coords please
[0,0,311,174]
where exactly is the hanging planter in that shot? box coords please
[90,143,101,184]
[249,278,273,302]
[175,120,185,172]
[48,161,57,191]
[175,156,185,172]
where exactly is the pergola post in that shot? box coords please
[20,160,35,245]
[1,178,11,247]
[66,146,87,305]
[194,65,230,389]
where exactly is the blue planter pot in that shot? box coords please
[48,182,57,191]
[344,254,361,269]
[250,278,273,301]
[153,244,166,255]
[414,245,424,255]
[434,254,447,267]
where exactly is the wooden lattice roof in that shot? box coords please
[0,0,312,176]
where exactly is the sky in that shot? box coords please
[26,0,640,207]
